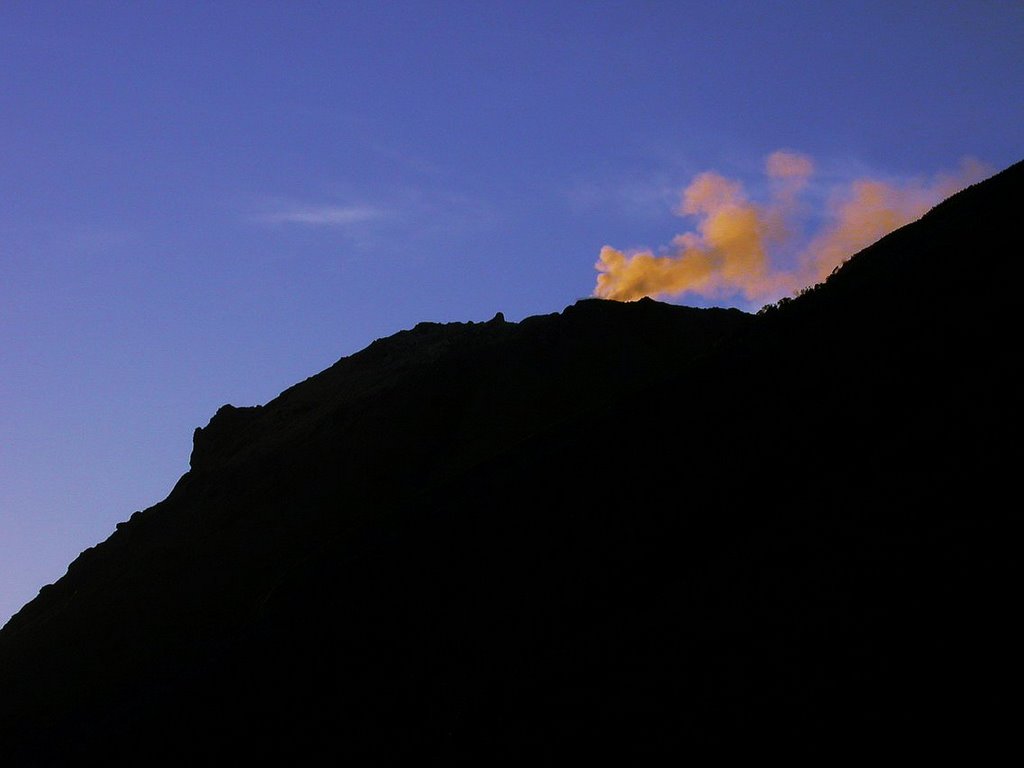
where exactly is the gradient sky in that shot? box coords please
[2,1,1022,627]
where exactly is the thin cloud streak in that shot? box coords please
[260,205,386,226]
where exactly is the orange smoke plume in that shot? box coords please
[594,152,987,304]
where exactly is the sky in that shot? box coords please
[2,1,1022,627]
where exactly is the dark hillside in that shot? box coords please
[0,299,752,762]
[1,160,1020,762]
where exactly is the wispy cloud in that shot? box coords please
[260,204,386,226]
[566,176,678,219]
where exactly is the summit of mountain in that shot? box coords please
[1,159,1020,762]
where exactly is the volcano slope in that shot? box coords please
[1,160,1020,762]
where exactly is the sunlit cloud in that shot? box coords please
[594,152,989,305]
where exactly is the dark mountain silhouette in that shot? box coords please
[1,160,1020,763]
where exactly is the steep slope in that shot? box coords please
[0,298,752,761]
[1,159,1020,762]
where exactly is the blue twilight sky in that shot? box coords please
[2,1,1022,626]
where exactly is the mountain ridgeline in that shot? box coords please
[1,160,1020,762]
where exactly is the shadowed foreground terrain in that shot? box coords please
[1,160,1020,762]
